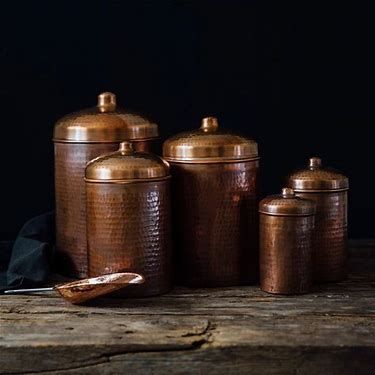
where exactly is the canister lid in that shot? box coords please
[114,112,159,140]
[287,157,349,192]
[53,92,159,143]
[259,188,316,216]
[85,141,170,182]
[162,117,258,163]
[54,92,128,143]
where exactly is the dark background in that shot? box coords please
[0,1,373,239]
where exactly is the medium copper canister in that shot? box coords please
[287,157,349,282]
[163,117,259,287]
[85,141,172,297]
[259,188,316,295]
[53,92,159,278]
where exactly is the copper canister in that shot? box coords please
[53,92,159,278]
[163,117,259,287]
[259,188,316,294]
[85,141,172,297]
[287,157,349,282]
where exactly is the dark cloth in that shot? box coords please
[0,212,55,292]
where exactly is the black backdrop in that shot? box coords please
[0,1,373,239]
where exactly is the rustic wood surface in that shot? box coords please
[1,240,374,375]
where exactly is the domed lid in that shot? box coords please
[163,117,259,163]
[287,157,349,192]
[259,188,316,216]
[85,141,170,182]
[114,112,159,140]
[54,92,128,143]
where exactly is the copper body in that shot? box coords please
[55,142,118,277]
[86,181,172,297]
[131,141,156,152]
[260,215,314,294]
[294,191,348,282]
[54,141,156,278]
[169,160,259,287]
[259,188,315,294]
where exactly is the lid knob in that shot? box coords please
[282,187,294,197]
[97,92,117,112]
[309,157,322,169]
[201,117,219,132]
[119,141,133,155]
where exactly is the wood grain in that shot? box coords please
[0,240,374,374]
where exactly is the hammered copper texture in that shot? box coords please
[163,118,258,162]
[288,158,348,191]
[55,141,156,278]
[170,161,259,287]
[55,142,119,278]
[295,191,348,282]
[132,139,160,154]
[86,181,172,297]
[259,215,314,294]
[85,142,168,181]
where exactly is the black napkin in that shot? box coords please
[0,212,55,292]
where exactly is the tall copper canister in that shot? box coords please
[287,157,349,282]
[85,141,172,297]
[259,188,316,294]
[53,92,159,278]
[163,117,259,287]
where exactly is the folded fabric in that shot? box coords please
[0,240,13,287]
[0,212,55,292]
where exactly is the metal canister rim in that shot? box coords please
[163,156,260,164]
[85,175,171,184]
[292,187,349,193]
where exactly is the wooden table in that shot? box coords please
[1,240,374,375]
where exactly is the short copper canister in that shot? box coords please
[163,117,259,287]
[53,92,159,278]
[259,188,316,294]
[85,141,172,297]
[287,157,349,282]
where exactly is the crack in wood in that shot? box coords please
[10,337,214,375]
[181,320,211,337]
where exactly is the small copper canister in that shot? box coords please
[85,141,172,297]
[287,157,349,282]
[53,92,159,278]
[259,188,316,294]
[163,117,259,287]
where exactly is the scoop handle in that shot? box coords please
[3,287,54,294]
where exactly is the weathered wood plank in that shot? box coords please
[22,347,375,375]
[0,241,374,374]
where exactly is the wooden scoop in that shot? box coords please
[3,272,144,304]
